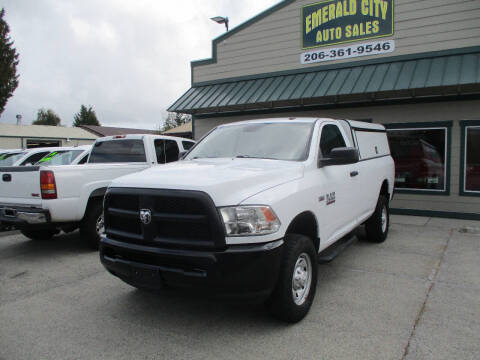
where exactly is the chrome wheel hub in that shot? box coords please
[292,253,312,306]
[381,206,387,233]
[96,214,105,236]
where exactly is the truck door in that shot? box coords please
[316,123,359,246]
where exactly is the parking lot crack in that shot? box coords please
[0,269,104,308]
[329,264,430,282]
[400,229,453,360]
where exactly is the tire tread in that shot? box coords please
[364,195,389,243]
[267,233,317,323]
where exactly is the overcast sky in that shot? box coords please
[0,0,279,129]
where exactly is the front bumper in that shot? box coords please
[0,205,50,227]
[100,236,284,298]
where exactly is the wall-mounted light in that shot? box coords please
[211,16,229,32]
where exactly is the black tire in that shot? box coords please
[267,233,318,323]
[21,229,56,241]
[364,195,389,243]
[80,199,104,250]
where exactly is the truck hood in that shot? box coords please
[110,158,305,206]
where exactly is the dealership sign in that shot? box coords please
[301,0,394,50]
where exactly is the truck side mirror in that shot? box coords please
[318,147,359,167]
[178,151,188,160]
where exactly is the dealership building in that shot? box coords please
[169,0,480,220]
[0,123,97,149]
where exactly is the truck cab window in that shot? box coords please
[182,141,195,150]
[155,140,179,164]
[320,125,346,156]
[21,152,49,166]
[89,140,147,163]
[77,154,88,164]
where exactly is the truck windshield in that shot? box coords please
[88,139,146,163]
[36,150,84,165]
[185,122,314,161]
[0,152,25,166]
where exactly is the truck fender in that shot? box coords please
[285,211,320,252]
[379,180,390,201]
[79,187,108,220]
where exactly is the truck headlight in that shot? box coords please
[219,206,281,236]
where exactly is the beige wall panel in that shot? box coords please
[225,0,472,39]
[396,0,480,19]
[217,8,480,55]
[208,28,479,74]
[215,18,480,59]
[194,100,480,214]
[194,0,480,83]
[229,9,480,44]
[0,137,22,149]
[391,198,480,213]
[393,201,480,213]
[224,2,479,42]
[74,140,96,146]
[197,34,480,82]
[195,99,480,139]
[195,37,480,81]
[394,193,480,205]
[0,138,95,150]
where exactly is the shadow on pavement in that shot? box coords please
[0,231,94,260]
[110,285,290,330]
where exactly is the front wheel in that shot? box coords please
[267,233,317,323]
[364,195,389,243]
[80,200,104,250]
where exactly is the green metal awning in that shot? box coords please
[169,50,480,115]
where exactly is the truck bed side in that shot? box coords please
[43,163,151,222]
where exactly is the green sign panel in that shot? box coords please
[301,0,394,49]
[38,152,57,163]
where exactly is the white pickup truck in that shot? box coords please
[0,134,195,248]
[35,145,92,166]
[100,118,395,322]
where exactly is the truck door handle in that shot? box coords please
[350,171,359,177]
[2,174,11,182]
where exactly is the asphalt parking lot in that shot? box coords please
[1,215,479,360]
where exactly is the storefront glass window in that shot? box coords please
[465,127,480,192]
[387,128,447,191]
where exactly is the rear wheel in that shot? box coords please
[80,199,104,250]
[267,233,317,323]
[364,195,389,243]
[21,229,57,241]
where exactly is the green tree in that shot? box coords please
[0,8,20,116]
[161,112,191,132]
[73,105,100,127]
[32,108,61,126]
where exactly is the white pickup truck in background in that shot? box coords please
[0,147,62,167]
[35,145,92,166]
[100,118,394,322]
[0,134,195,248]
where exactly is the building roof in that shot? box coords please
[0,124,98,139]
[80,125,158,137]
[162,122,192,134]
[169,48,480,115]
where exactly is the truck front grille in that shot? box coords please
[103,188,226,249]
